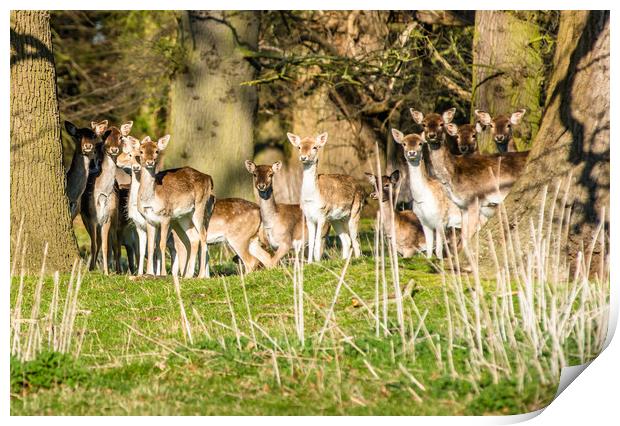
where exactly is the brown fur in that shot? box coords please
[474,109,526,153]
[446,123,479,155]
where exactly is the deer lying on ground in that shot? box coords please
[365,170,426,258]
[411,108,528,245]
[245,160,329,265]
[445,123,481,156]
[136,135,214,278]
[65,120,107,220]
[392,129,461,258]
[474,109,527,153]
[287,132,366,263]
[80,122,132,273]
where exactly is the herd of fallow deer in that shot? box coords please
[64,106,528,277]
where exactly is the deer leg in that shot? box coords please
[101,220,111,275]
[146,223,156,275]
[306,219,317,263]
[332,220,351,259]
[271,244,291,267]
[84,219,98,271]
[159,219,170,276]
[191,208,209,279]
[136,227,146,275]
[435,227,444,259]
[422,225,434,259]
[348,213,361,258]
[185,228,200,278]
[313,217,326,262]
[229,238,259,272]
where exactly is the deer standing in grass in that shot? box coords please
[65,120,107,220]
[411,108,528,246]
[136,135,214,278]
[392,129,461,258]
[245,160,329,266]
[365,170,426,258]
[287,132,366,263]
[81,122,132,273]
[474,109,527,153]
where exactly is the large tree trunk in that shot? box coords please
[479,11,609,275]
[167,11,259,200]
[10,11,79,273]
[472,11,544,152]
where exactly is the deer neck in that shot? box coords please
[256,188,278,230]
[94,153,117,197]
[138,166,158,206]
[66,151,90,196]
[427,142,455,185]
[406,156,433,203]
[128,168,141,209]
[379,199,396,235]
[301,161,320,203]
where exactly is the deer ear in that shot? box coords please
[157,135,170,150]
[120,121,133,137]
[442,108,456,124]
[287,132,301,147]
[244,160,256,173]
[390,170,400,184]
[474,109,492,126]
[391,128,405,144]
[102,130,112,142]
[364,172,377,186]
[65,121,79,137]
[140,136,152,145]
[91,120,108,136]
[410,109,424,125]
[445,123,459,136]
[315,132,328,147]
[510,109,526,125]
[272,161,282,173]
[475,122,484,133]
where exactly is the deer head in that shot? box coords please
[365,170,400,202]
[245,160,282,199]
[445,123,479,155]
[410,108,456,145]
[286,132,328,165]
[392,128,425,165]
[474,109,526,152]
[65,120,101,159]
[117,135,142,174]
[138,135,170,171]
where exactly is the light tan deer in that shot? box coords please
[136,135,214,278]
[287,132,366,263]
[445,123,481,156]
[64,120,106,220]
[245,160,329,265]
[365,170,426,258]
[474,109,527,153]
[411,108,528,245]
[80,122,131,274]
[391,129,461,258]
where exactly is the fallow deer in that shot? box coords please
[445,123,481,156]
[80,122,132,274]
[64,120,106,220]
[474,109,527,153]
[411,108,528,245]
[245,160,330,265]
[136,135,214,278]
[365,170,426,258]
[287,132,366,263]
[392,129,461,258]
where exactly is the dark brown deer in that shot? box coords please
[365,170,426,258]
[474,109,526,153]
[445,123,481,156]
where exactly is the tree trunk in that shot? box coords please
[479,11,609,276]
[10,10,79,273]
[472,11,544,152]
[167,11,259,200]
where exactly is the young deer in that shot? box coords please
[205,197,274,272]
[136,135,214,278]
[245,160,329,265]
[445,123,481,156]
[65,120,107,220]
[80,122,131,274]
[365,170,426,258]
[392,129,461,258]
[287,132,366,263]
[474,109,527,153]
[411,108,528,245]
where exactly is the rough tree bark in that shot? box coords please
[472,11,544,152]
[167,11,259,200]
[479,11,609,276]
[10,10,79,273]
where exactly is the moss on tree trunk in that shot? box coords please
[472,11,544,152]
[167,11,259,200]
[10,10,79,273]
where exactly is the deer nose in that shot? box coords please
[427,132,437,140]
[145,160,155,168]
[495,135,505,142]
[257,183,267,191]
[459,145,468,154]
[83,143,93,152]
[109,146,119,155]
[407,150,417,158]
[299,155,308,162]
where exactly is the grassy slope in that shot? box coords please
[11,221,557,415]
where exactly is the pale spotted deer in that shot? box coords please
[392,129,461,258]
[287,132,366,263]
[245,160,329,265]
[136,135,214,278]
[80,122,131,274]
[411,108,528,245]
[365,170,426,258]
[64,120,106,220]
[474,109,526,153]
